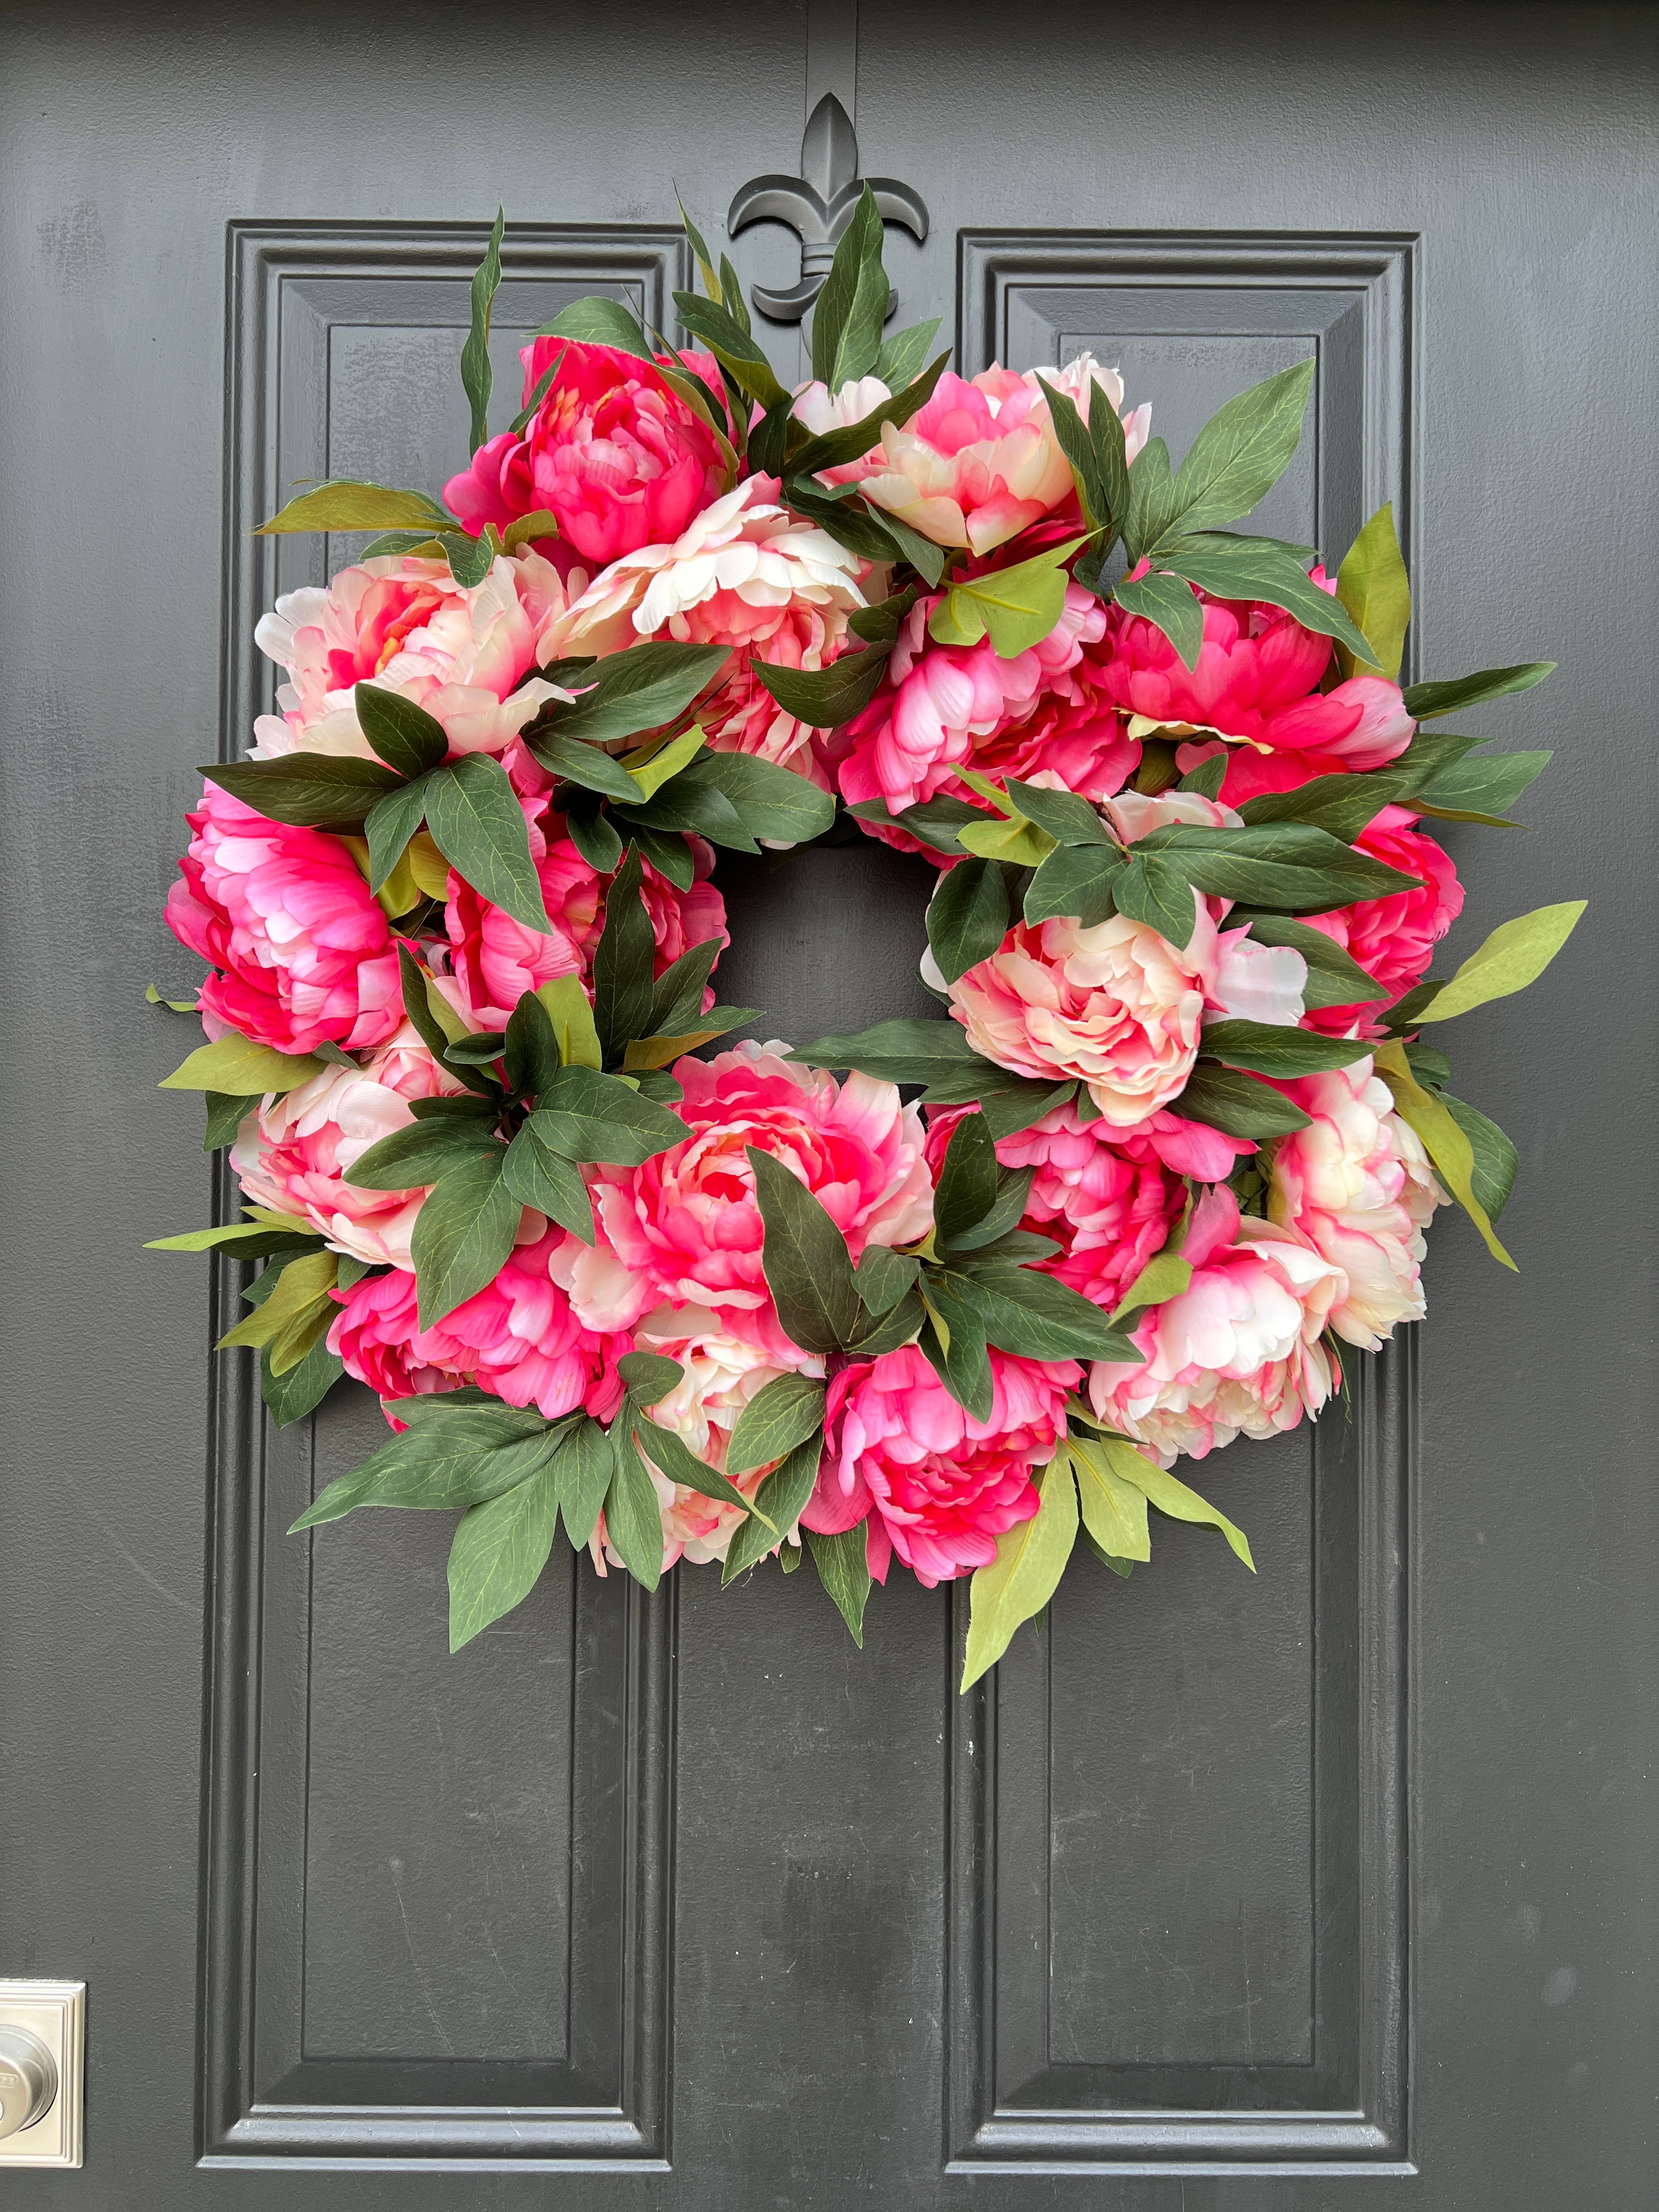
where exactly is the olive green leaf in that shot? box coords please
[161,1034,324,1096]
[1068,1431,1153,1561]
[1410,901,1585,1023]
[256,478,455,535]
[1374,1040,1515,1269]
[1335,500,1410,679]
[961,1447,1079,1690]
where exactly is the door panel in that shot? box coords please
[2,3,1653,2207]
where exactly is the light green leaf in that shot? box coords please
[217,1249,337,1353]
[625,723,707,799]
[161,1033,325,1096]
[146,981,198,1013]
[1412,901,1585,1023]
[961,1448,1079,1690]
[1334,501,1410,679]
[1068,1431,1153,1561]
[535,974,603,1069]
[147,1211,316,1253]
[1374,1040,1516,1269]
[425,754,551,934]
[1109,1249,1192,1321]
[256,478,454,535]
[1090,1431,1255,1568]
[928,538,1086,658]
[956,814,1058,869]
[448,1466,561,1650]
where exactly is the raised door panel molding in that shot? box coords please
[946,231,1415,2177]
[200,221,681,2170]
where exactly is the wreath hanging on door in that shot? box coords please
[151,202,1581,1683]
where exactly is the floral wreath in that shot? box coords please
[152,200,1582,1685]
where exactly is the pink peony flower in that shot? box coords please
[626,1307,824,1567]
[433,802,727,1031]
[166,782,402,1056]
[1301,808,1462,1034]
[554,1043,934,1348]
[928,1101,1189,1311]
[252,550,574,761]
[1267,1059,1444,1349]
[1096,571,1415,803]
[230,1028,465,1267]
[328,1229,629,1423]
[816,353,1150,554]
[801,1344,1077,1587]
[1087,1186,1344,1463]
[828,582,1137,828]
[543,476,867,782]
[442,338,728,574]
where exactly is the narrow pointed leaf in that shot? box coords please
[1412,901,1585,1023]
[161,1034,324,1095]
[502,1121,595,1242]
[933,1110,1000,1244]
[448,1466,561,1650]
[1335,501,1410,678]
[409,1148,521,1326]
[1375,1041,1515,1268]
[721,1435,823,1583]
[1401,662,1555,720]
[1175,1064,1313,1138]
[604,1424,664,1589]
[961,1449,1079,1690]
[552,1418,613,1548]
[805,1526,872,1647]
[532,1065,686,1164]
[746,1144,862,1355]
[1068,1432,1154,1561]
[425,754,550,933]
[725,1373,828,1476]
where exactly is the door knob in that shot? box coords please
[0,2026,57,2140]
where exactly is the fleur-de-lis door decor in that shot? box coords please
[727,92,928,324]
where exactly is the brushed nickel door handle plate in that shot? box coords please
[0,1983,83,2169]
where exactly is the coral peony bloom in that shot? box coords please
[252,550,573,761]
[166,782,402,1056]
[328,1229,629,1423]
[230,1029,465,1267]
[1096,571,1415,803]
[434,800,727,1031]
[817,353,1149,555]
[1301,808,1462,1032]
[928,1101,1190,1312]
[1268,1059,1444,1349]
[802,1345,1077,1587]
[544,476,867,782]
[626,1307,824,1567]
[829,582,1137,827]
[555,1043,934,1347]
[1087,1186,1344,1463]
[442,338,728,573]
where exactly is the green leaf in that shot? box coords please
[748,643,890,730]
[944,1166,1036,1254]
[618,1351,685,1400]
[425,753,551,932]
[161,1034,324,1095]
[1004,780,1113,849]
[725,1373,828,1476]
[811,182,882,385]
[622,1009,759,1068]
[851,1243,920,1314]
[801,1017,979,1087]
[290,1408,562,1529]
[941,1263,1143,1365]
[460,206,505,454]
[1093,1432,1255,1568]
[532,1064,686,1165]
[562,792,625,873]
[503,988,562,1103]
[1413,901,1585,1023]
[933,1110,1000,1245]
[540,294,656,362]
[217,1248,337,1356]
[975,1079,1079,1140]
[1035,376,1115,538]
[1180,754,1229,800]
[961,1448,1079,1689]
[1374,1041,1515,1269]
[833,190,890,387]
[926,858,1009,985]
[533,733,642,802]
[955,814,1058,869]
[583,839,651,1057]
[1415,749,1551,819]
[604,1424,664,1590]
[261,1335,343,1426]
[1124,435,1178,560]
[551,1418,613,1547]
[256,478,454,535]
[1176,1062,1312,1137]
[409,1148,520,1326]
[849,792,984,857]
[1200,1018,1369,1079]
[746,1144,862,1356]
[791,352,950,476]
[1335,501,1410,679]
[872,315,942,390]
[204,1090,261,1150]
[929,539,1085,658]
[675,752,837,845]
[501,503,561,548]
[916,1291,994,1420]
[1110,1249,1193,1322]
[1441,1093,1519,1222]
[535,639,730,750]
[1068,1431,1153,1561]
[1111,853,1201,947]
[199,752,403,829]
[1242,913,1386,1009]
[1401,662,1555,721]
[1139,820,1423,911]
[448,1465,561,1650]
[363,777,433,894]
[1158,535,1375,664]
[1023,843,1124,928]
[804,1526,872,1647]
[535,974,603,1071]
[672,292,792,411]
[344,1116,501,1190]
[721,1434,823,1582]
[1237,770,1403,843]
[633,1414,768,1522]
[1112,567,1204,670]
[648,936,723,1037]
[501,1120,595,1242]
[624,722,707,800]
[1161,357,1315,541]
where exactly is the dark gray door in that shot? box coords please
[3,2,1653,2204]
